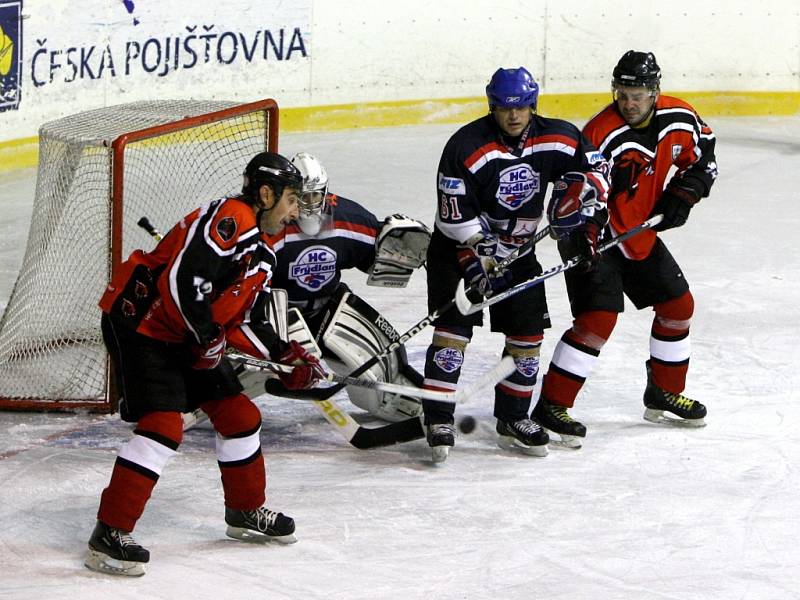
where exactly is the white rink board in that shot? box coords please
[1,0,798,141]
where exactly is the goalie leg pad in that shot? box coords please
[321,291,421,421]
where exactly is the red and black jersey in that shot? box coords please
[99,196,283,360]
[584,95,717,259]
[436,113,609,257]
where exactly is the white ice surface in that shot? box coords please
[1,118,799,599]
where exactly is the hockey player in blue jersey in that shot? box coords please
[421,66,610,462]
[238,152,432,423]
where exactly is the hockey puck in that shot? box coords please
[458,415,477,434]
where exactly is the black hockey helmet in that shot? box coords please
[612,50,661,90]
[242,151,303,205]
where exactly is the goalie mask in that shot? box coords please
[291,152,330,236]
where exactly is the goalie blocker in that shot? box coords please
[240,285,424,422]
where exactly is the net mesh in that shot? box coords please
[0,99,274,409]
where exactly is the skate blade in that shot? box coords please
[643,408,706,428]
[548,433,583,449]
[497,436,548,457]
[85,549,146,577]
[225,525,298,545]
[430,446,450,464]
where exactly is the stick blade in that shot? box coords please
[349,417,425,449]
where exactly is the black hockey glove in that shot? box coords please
[652,181,700,232]
[456,233,513,301]
[572,221,602,273]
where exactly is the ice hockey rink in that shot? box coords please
[1,117,799,599]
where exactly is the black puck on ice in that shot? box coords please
[458,415,477,434]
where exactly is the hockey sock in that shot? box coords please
[422,327,471,423]
[494,335,542,421]
[204,394,266,510]
[540,311,617,408]
[650,291,693,393]
[97,411,183,532]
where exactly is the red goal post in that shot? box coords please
[0,98,279,412]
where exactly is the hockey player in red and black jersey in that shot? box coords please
[237,152,432,423]
[422,66,610,462]
[85,152,327,577]
[534,51,718,448]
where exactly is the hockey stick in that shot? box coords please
[137,216,505,448]
[262,354,516,449]
[455,215,664,315]
[230,351,468,402]
[303,226,552,401]
[228,351,516,405]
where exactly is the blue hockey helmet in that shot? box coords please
[486,67,539,110]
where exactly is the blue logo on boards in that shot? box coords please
[0,1,22,112]
[289,245,337,292]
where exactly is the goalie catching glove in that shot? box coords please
[275,339,328,390]
[457,232,513,301]
[368,214,431,288]
[547,171,609,272]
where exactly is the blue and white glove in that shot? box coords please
[547,171,607,240]
[456,232,513,300]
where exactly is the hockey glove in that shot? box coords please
[457,233,513,301]
[277,340,327,390]
[547,171,607,240]
[572,221,602,273]
[652,180,700,232]
[190,324,227,370]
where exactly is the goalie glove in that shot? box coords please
[457,232,513,301]
[367,214,432,288]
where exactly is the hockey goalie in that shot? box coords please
[237,152,431,422]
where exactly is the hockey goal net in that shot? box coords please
[0,98,278,412]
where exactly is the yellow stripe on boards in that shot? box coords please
[2,91,798,172]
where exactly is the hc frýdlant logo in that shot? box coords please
[289,245,337,292]
[496,164,540,210]
[0,1,22,112]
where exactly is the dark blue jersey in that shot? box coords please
[435,113,609,257]
[269,194,380,316]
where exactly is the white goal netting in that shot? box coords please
[0,99,277,411]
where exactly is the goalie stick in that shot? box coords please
[455,215,664,315]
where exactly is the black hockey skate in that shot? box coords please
[532,398,586,449]
[643,362,706,427]
[496,418,549,457]
[225,506,297,544]
[426,423,456,464]
[85,520,150,577]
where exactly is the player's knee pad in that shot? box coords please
[203,393,262,438]
[136,411,184,447]
[654,291,694,332]
[570,310,618,350]
[320,289,421,422]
